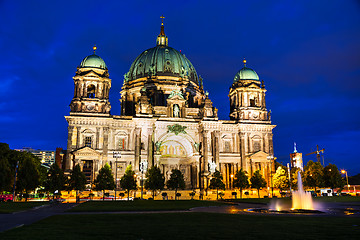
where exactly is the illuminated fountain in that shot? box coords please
[292,171,313,210]
[255,171,321,213]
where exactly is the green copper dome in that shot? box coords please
[79,54,107,70]
[126,22,199,85]
[233,67,259,82]
[127,46,199,84]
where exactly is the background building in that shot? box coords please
[64,21,276,189]
[290,143,303,170]
[15,147,55,166]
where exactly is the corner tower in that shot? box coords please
[229,59,270,122]
[70,46,111,115]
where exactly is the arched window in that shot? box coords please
[250,96,256,107]
[87,85,96,98]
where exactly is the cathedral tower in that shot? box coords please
[229,59,270,122]
[69,46,111,115]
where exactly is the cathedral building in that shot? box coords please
[64,20,276,190]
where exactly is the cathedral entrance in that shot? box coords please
[159,133,198,189]
[82,160,93,183]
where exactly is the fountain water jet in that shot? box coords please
[292,171,313,210]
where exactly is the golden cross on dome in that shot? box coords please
[93,45,97,54]
[160,15,165,25]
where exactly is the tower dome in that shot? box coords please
[233,59,259,82]
[79,46,107,70]
[126,19,199,85]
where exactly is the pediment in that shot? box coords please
[83,71,102,78]
[168,94,186,101]
[71,147,101,156]
[247,151,269,160]
[246,82,260,88]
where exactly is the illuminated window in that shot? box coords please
[85,137,92,148]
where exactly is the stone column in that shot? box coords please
[147,127,153,168]
[65,126,74,170]
[76,126,81,149]
[211,131,220,167]
[82,83,86,97]
[96,127,100,149]
[134,127,141,171]
[268,133,274,155]
[103,127,109,162]
[203,130,209,173]
[240,132,246,169]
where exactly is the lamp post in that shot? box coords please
[341,170,349,193]
[113,151,121,201]
[267,155,276,197]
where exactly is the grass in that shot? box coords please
[69,200,229,212]
[0,202,48,213]
[1,212,360,239]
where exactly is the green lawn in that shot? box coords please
[69,200,229,212]
[0,202,48,213]
[1,213,360,239]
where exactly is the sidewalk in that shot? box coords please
[0,203,77,233]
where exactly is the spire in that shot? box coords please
[294,142,298,153]
[243,58,247,67]
[93,45,97,54]
[156,16,168,46]
[160,15,165,35]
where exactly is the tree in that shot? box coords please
[303,160,324,192]
[69,164,87,202]
[250,170,267,198]
[94,163,115,200]
[44,163,66,199]
[233,168,250,198]
[144,166,165,198]
[16,152,41,201]
[323,164,345,193]
[208,170,225,200]
[273,166,289,192]
[120,164,137,200]
[0,157,12,192]
[290,167,302,190]
[166,169,185,200]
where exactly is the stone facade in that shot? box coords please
[65,23,276,189]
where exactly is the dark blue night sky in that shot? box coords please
[1,1,359,175]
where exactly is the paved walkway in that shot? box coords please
[0,203,77,233]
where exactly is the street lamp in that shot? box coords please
[341,170,350,193]
[113,151,121,200]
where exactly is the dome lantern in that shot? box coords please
[156,15,168,46]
